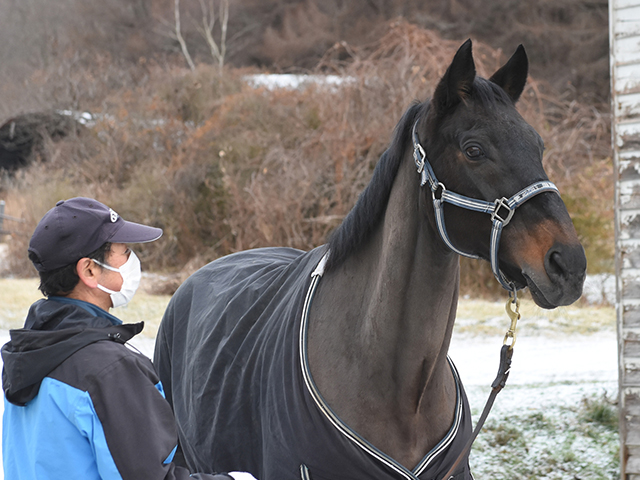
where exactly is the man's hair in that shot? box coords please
[30,243,112,297]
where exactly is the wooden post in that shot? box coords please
[611,0,640,477]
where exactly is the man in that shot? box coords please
[2,197,255,480]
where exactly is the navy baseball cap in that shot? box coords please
[28,197,163,272]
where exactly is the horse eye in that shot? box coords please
[465,146,484,159]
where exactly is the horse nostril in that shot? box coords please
[545,249,567,279]
[544,244,587,282]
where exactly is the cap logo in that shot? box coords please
[109,208,119,223]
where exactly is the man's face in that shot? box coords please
[97,243,130,295]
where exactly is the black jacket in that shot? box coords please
[2,297,236,480]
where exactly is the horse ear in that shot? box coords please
[432,39,476,114]
[489,44,529,103]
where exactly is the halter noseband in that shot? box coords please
[412,120,559,293]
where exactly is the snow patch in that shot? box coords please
[243,74,354,91]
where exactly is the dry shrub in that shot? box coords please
[233,0,609,104]
[259,2,336,69]
[1,21,612,300]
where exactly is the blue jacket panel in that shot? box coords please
[3,377,120,480]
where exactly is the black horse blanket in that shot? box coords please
[154,246,473,480]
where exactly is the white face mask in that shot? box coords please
[94,250,142,308]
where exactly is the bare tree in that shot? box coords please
[196,0,229,70]
[174,0,196,71]
[157,0,229,71]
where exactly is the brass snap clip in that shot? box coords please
[503,292,520,350]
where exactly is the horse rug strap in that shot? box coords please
[411,120,560,292]
[303,252,474,480]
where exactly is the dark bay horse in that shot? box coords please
[154,40,586,480]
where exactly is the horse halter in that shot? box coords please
[412,121,560,293]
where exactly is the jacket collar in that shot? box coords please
[48,296,123,326]
[2,298,144,406]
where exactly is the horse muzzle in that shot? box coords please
[520,241,587,308]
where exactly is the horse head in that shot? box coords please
[417,40,587,309]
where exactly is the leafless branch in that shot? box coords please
[174,0,195,71]
[196,0,228,69]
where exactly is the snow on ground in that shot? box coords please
[449,332,618,453]
[451,331,618,478]
[450,332,617,388]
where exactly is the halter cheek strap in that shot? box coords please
[412,121,560,292]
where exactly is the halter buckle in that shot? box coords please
[432,182,446,201]
[413,143,425,174]
[492,197,515,226]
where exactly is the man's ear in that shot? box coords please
[76,258,99,288]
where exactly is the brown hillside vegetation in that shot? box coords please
[0,21,612,298]
[242,0,609,103]
[0,0,609,121]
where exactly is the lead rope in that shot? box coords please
[439,292,520,480]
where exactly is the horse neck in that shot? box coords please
[309,149,460,416]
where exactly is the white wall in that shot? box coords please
[611,0,640,477]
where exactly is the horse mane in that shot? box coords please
[325,101,426,272]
